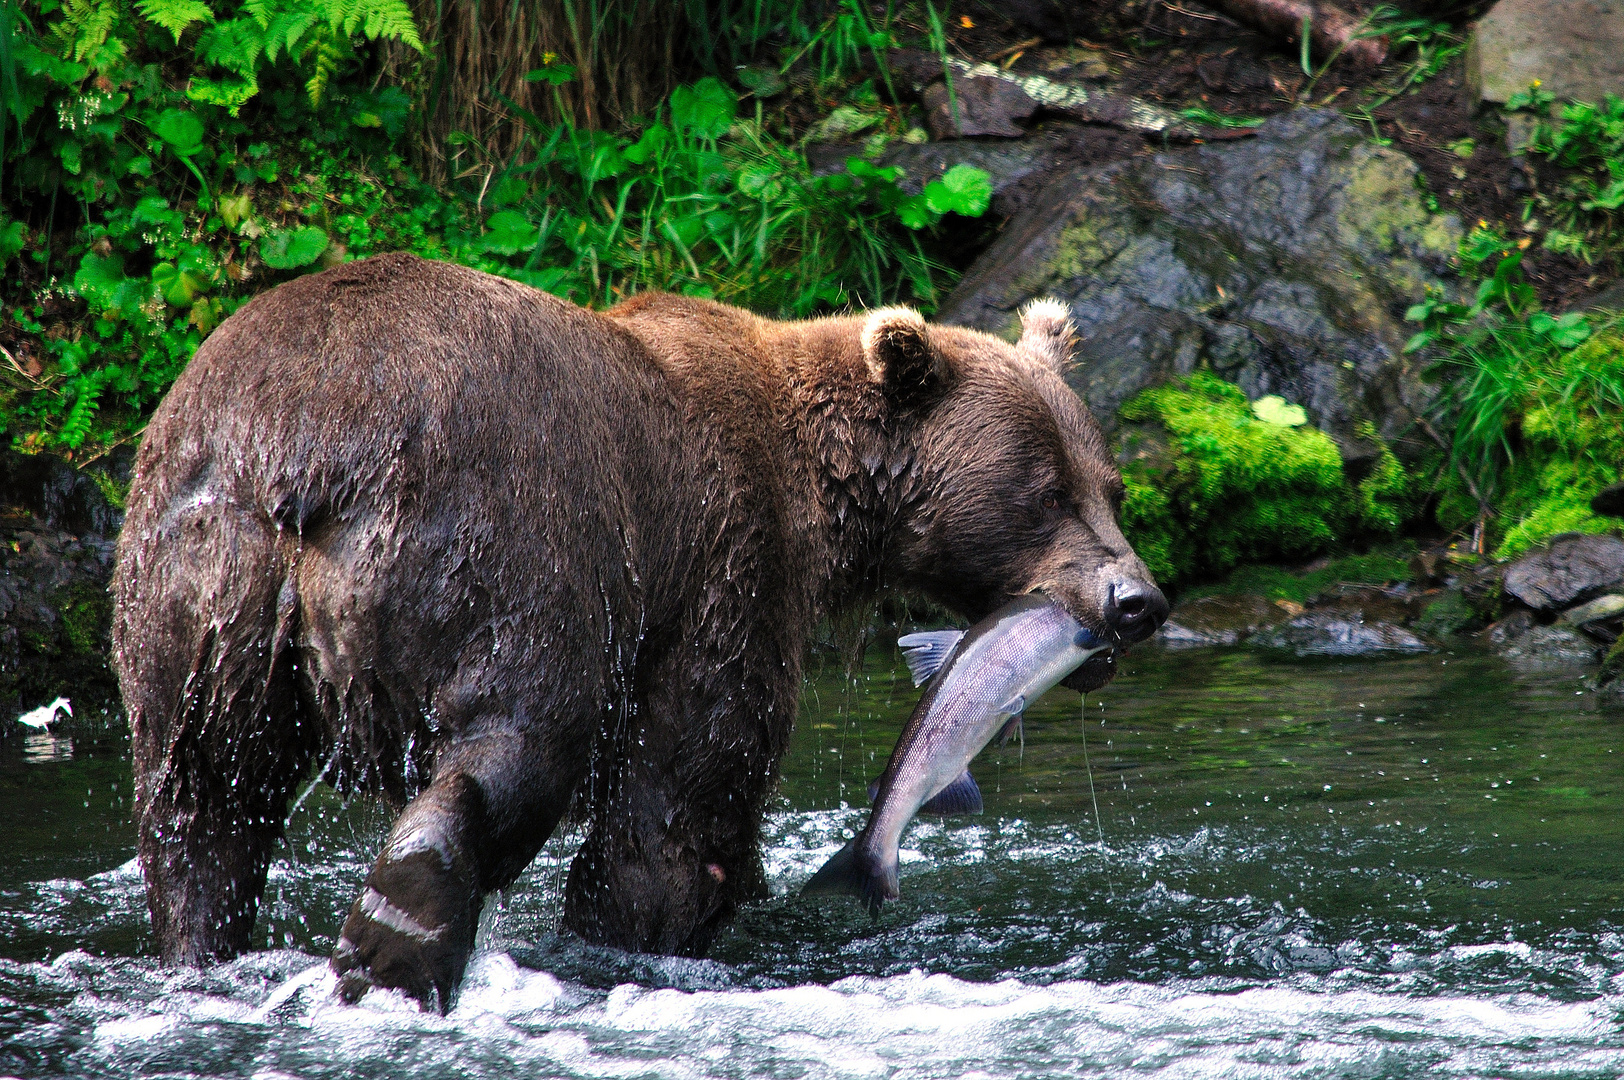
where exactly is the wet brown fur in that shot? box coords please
[113,253,1157,1010]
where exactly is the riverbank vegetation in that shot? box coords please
[0,0,1619,594]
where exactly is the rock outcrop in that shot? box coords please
[936,109,1462,465]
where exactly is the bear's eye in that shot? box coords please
[1040,492,1061,511]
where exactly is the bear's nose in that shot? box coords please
[1104,579,1169,643]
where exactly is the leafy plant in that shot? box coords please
[1404,223,1622,552]
[459,76,989,313]
[1511,89,1624,268]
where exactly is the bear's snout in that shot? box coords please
[1103,578,1169,644]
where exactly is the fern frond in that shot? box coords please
[302,25,345,105]
[54,0,123,63]
[196,18,265,77]
[135,0,214,43]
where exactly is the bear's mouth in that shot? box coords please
[1061,647,1118,693]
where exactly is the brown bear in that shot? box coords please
[111,252,1166,1013]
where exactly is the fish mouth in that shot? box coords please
[1061,647,1118,693]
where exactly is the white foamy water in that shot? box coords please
[19,947,1617,1080]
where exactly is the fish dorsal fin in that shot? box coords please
[920,771,983,815]
[897,629,965,686]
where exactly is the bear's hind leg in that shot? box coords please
[118,504,313,965]
[331,727,588,1013]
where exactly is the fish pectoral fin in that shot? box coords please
[897,630,965,687]
[919,770,984,815]
[867,777,881,804]
[998,694,1026,717]
[996,712,1024,747]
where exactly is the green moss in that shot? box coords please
[1354,421,1411,535]
[1117,372,1408,586]
[1413,591,1479,637]
[59,582,111,657]
[1603,635,1624,685]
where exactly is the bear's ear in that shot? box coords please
[1017,298,1077,375]
[861,306,948,403]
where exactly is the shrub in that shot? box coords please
[1,1,989,452]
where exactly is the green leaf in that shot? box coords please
[73,253,147,318]
[0,220,25,265]
[151,261,203,305]
[217,192,253,229]
[480,210,535,256]
[622,124,669,165]
[923,163,992,218]
[897,193,934,230]
[259,226,329,269]
[151,108,205,156]
[1251,395,1308,427]
[670,77,737,140]
[135,0,215,42]
[523,62,577,86]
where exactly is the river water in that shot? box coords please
[2,640,1621,1078]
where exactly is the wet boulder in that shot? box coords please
[1249,608,1433,658]
[1497,625,1602,670]
[1501,533,1624,614]
[1158,594,1287,647]
[937,109,1461,463]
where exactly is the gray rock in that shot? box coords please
[1467,0,1624,108]
[1159,594,1288,647]
[937,109,1461,462]
[1558,593,1624,629]
[921,76,1037,139]
[1484,609,1537,648]
[1501,533,1624,613]
[1498,625,1601,669]
[1249,610,1434,658]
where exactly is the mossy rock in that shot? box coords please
[1116,372,1413,585]
[938,108,1462,464]
[1413,591,1481,637]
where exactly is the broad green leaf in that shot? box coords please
[151,261,203,305]
[670,78,737,140]
[896,193,934,230]
[480,210,536,256]
[923,163,992,217]
[151,108,205,155]
[622,124,669,165]
[1251,395,1308,427]
[259,226,329,269]
[217,192,253,229]
[523,62,577,86]
[73,253,147,317]
[0,220,25,265]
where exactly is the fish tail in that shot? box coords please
[801,837,897,915]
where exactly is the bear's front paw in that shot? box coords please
[330,852,481,1013]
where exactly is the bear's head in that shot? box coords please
[865,300,1168,691]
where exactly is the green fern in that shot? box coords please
[54,0,125,64]
[136,0,215,43]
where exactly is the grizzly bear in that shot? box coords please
[112,252,1166,1012]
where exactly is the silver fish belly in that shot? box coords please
[802,594,1110,912]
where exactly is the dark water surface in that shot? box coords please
[2,642,1621,1078]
